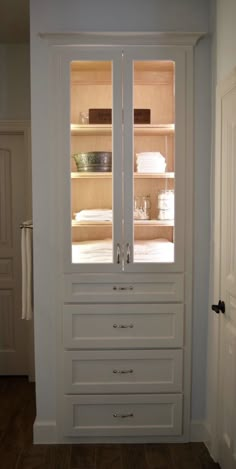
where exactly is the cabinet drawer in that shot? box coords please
[63,304,184,349]
[63,394,183,437]
[64,349,183,394]
[64,273,184,303]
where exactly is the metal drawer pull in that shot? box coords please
[113,369,133,374]
[113,323,134,329]
[113,413,134,419]
[113,286,133,291]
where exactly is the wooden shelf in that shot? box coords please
[71,124,111,136]
[134,172,174,179]
[72,219,174,227]
[134,219,174,227]
[71,123,175,136]
[71,172,112,179]
[71,172,175,179]
[72,220,111,227]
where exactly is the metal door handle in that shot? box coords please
[126,243,130,263]
[113,369,134,374]
[116,243,121,264]
[211,300,225,314]
[113,413,134,418]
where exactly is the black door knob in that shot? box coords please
[211,300,225,314]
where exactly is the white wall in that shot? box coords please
[0,44,30,120]
[30,0,212,432]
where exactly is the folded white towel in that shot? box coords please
[72,238,174,264]
[137,163,166,173]
[21,221,33,320]
[74,209,113,222]
[136,152,166,173]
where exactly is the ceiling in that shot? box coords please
[0,0,30,43]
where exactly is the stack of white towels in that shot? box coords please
[72,238,174,264]
[74,209,112,222]
[136,152,166,173]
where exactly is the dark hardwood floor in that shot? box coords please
[0,377,220,469]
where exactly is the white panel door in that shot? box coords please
[216,71,236,469]
[0,134,29,374]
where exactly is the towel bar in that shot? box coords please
[20,223,33,229]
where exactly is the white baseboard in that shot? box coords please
[33,419,57,444]
[33,419,211,445]
[203,422,219,462]
[190,420,210,442]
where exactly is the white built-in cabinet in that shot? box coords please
[50,35,198,442]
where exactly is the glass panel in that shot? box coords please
[70,61,113,264]
[133,61,175,263]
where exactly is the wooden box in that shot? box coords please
[89,109,151,124]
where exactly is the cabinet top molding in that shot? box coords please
[38,31,206,47]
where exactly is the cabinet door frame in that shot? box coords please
[52,46,123,273]
[123,46,187,273]
[52,45,193,276]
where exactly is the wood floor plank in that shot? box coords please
[18,445,71,469]
[121,444,148,469]
[96,444,122,469]
[45,445,72,469]
[16,445,48,469]
[189,443,221,469]
[70,444,96,468]
[0,378,32,432]
[169,443,207,469]
[0,447,21,469]
[145,443,174,469]
[0,380,35,453]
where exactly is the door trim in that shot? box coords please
[207,68,236,461]
[0,120,34,381]
[0,121,31,219]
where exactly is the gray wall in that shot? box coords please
[192,35,211,421]
[0,44,30,120]
[30,0,210,33]
[216,0,236,83]
[30,0,212,425]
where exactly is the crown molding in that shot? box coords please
[38,31,206,47]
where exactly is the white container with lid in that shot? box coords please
[157,190,174,220]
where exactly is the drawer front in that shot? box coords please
[64,273,184,303]
[63,304,184,349]
[63,394,183,437]
[64,349,183,394]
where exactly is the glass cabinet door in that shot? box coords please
[66,50,123,271]
[123,48,186,272]
[60,47,185,273]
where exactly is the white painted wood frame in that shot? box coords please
[34,32,203,444]
[123,47,186,273]
[52,47,123,274]
[207,67,236,463]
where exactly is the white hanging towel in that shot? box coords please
[21,220,33,320]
